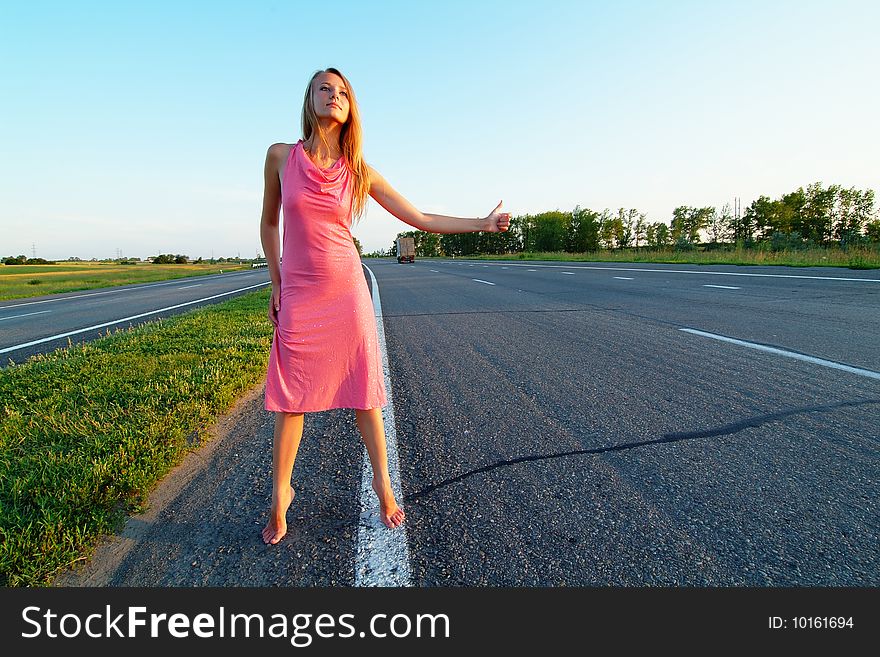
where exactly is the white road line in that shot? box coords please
[429,269,439,273]
[446,262,880,283]
[472,279,496,285]
[703,284,741,290]
[358,264,412,587]
[679,328,880,381]
[0,282,270,355]
[561,272,575,275]
[0,310,52,321]
[527,269,537,272]
[178,284,203,289]
[0,271,261,310]
[614,277,634,280]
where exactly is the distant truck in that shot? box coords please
[396,237,415,263]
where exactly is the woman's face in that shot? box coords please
[312,73,350,125]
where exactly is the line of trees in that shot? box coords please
[1,256,55,265]
[381,181,878,257]
[151,254,191,264]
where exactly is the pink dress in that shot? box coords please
[264,139,387,412]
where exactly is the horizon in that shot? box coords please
[2,0,878,260]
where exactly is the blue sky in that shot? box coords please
[2,0,878,260]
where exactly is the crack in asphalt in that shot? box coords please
[403,398,880,502]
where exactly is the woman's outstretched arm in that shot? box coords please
[368,165,511,233]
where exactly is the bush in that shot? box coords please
[673,237,696,252]
[770,231,807,252]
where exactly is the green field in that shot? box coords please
[0,289,273,586]
[0,261,251,301]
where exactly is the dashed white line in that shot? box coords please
[358,264,412,587]
[0,282,270,354]
[680,328,880,381]
[429,269,439,273]
[443,261,880,283]
[0,310,52,321]
[527,269,537,272]
[178,284,203,289]
[703,284,741,290]
[561,272,575,275]
[472,279,496,285]
[614,277,634,280]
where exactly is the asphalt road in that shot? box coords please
[0,269,271,366]
[52,258,879,586]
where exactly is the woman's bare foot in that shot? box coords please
[261,485,295,545]
[372,475,405,528]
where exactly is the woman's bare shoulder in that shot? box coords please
[266,142,295,163]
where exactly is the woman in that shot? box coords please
[259,67,511,545]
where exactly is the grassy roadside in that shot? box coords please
[0,289,273,586]
[412,246,880,269]
[0,262,252,301]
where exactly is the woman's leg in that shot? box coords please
[354,407,406,528]
[262,411,305,545]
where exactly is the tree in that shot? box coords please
[530,211,568,252]
[568,206,600,252]
[641,222,671,249]
[708,204,732,244]
[613,208,637,249]
[598,209,615,249]
[634,212,647,249]
[743,197,773,243]
[802,182,837,245]
[670,206,689,244]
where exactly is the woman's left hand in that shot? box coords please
[484,200,511,232]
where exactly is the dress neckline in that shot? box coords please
[298,139,345,172]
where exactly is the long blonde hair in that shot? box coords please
[301,67,370,224]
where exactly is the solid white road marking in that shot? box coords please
[680,328,880,381]
[358,264,412,587]
[0,310,51,322]
[472,279,496,285]
[703,284,741,289]
[0,282,270,354]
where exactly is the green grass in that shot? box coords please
[0,262,251,300]
[0,289,273,586]
[422,246,880,269]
